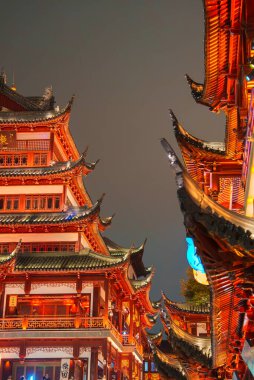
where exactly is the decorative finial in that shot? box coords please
[82,146,89,158]
[168,109,179,128]
[0,68,7,85]
[11,72,16,91]
[43,86,53,100]
[98,193,106,204]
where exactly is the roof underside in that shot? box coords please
[187,0,242,110]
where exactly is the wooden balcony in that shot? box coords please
[0,316,143,356]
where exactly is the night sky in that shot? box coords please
[1,1,225,300]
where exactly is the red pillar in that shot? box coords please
[91,347,98,380]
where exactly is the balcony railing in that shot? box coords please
[0,316,143,355]
[0,316,106,330]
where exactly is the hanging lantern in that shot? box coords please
[193,269,209,286]
[186,237,205,273]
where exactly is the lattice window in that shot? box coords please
[25,194,61,211]
[27,140,50,151]
[0,242,76,254]
[0,196,19,211]
[0,154,28,166]
[33,153,48,166]
[218,177,244,210]
[0,140,50,151]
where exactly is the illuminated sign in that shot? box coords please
[0,131,16,147]
[9,295,17,308]
[186,237,205,273]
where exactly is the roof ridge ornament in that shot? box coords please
[97,192,106,205]
[0,67,7,85]
[169,109,179,129]
[160,139,184,189]
[81,146,89,158]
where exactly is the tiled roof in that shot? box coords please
[0,156,97,178]
[130,269,154,290]
[0,240,22,264]
[0,98,72,124]
[0,81,53,111]
[103,236,148,277]
[162,292,210,314]
[0,203,100,225]
[14,250,128,271]
[170,110,225,156]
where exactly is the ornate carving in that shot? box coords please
[81,282,93,291]
[0,316,105,330]
[5,283,24,290]
[31,282,76,291]
[79,347,91,356]
[26,346,73,356]
[0,346,19,354]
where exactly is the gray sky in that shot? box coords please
[1,1,224,300]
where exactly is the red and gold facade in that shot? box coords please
[0,74,155,380]
[157,1,254,379]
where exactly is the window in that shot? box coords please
[0,154,28,167]
[0,244,9,254]
[0,197,19,211]
[13,199,19,210]
[47,197,53,209]
[143,362,148,372]
[25,198,31,210]
[54,197,60,209]
[25,194,61,211]
[151,362,157,372]
[33,153,48,166]
[0,242,76,255]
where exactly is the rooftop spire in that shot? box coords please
[0,68,7,85]
[11,72,16,91]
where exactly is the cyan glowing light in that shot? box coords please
[186,237,205,274]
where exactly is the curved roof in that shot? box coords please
[146,330,163,345]
[161,138,248,368]
[0,201,100,226]
[162,292,210,314]
[130,267,154,290]
[0,80,55,112]
[14,249,129,272]
[170,110,226,156]
[0,240,22,265]
[151,345,186,380]
[161,138,254,252]
[169,316,211,358]
[0,155,98,178]
[103,236,149,277]
[151,298,162,309]
[0,98,73,124]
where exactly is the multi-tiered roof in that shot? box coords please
[0,71,156,379]
[155,1,254,379]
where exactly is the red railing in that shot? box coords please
[0,316,143,355]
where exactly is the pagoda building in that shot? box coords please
[0,72,156,380]
[152,0,254,379]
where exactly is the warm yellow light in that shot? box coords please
[193,269,209,285]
